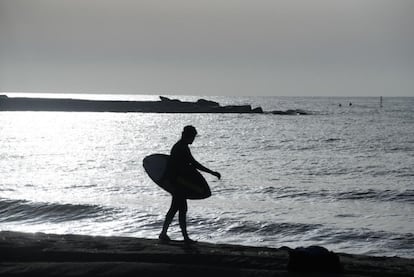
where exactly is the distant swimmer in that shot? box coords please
[349,102,352,106]
[159,125,221,244]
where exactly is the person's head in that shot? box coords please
[181,125,197,144]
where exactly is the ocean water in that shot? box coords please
[0,94,413,258]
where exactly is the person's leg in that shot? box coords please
[178,197,195,243]
[159,196,179,241]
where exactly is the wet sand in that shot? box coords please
[1,231,413,276]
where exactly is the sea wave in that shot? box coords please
[191,216,414,257]
[0,198,115,223]
[253,187,414,204]
[194,216,414,246]
[335,189,414,203]
[192,216,324,237]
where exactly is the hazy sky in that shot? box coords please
[1,0,413,96]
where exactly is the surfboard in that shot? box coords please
[143,153,211,200]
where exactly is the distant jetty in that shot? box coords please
[0,95,309,115]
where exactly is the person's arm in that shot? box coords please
[188,151,221,179]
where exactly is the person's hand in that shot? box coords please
[213,171,221,180]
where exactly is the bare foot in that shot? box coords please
[184,237,197,244]
[158,233,171,243]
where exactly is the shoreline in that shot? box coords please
[1,231,413,276]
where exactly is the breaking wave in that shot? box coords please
[0,198,115,223]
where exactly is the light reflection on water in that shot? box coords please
[0,96,413,257]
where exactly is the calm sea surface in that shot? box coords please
[1,94,413,258]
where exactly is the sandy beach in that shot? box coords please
[0,231,413,276]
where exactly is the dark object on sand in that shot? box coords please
[287,245,343,273]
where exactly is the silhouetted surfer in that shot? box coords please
[159,125,221,244]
